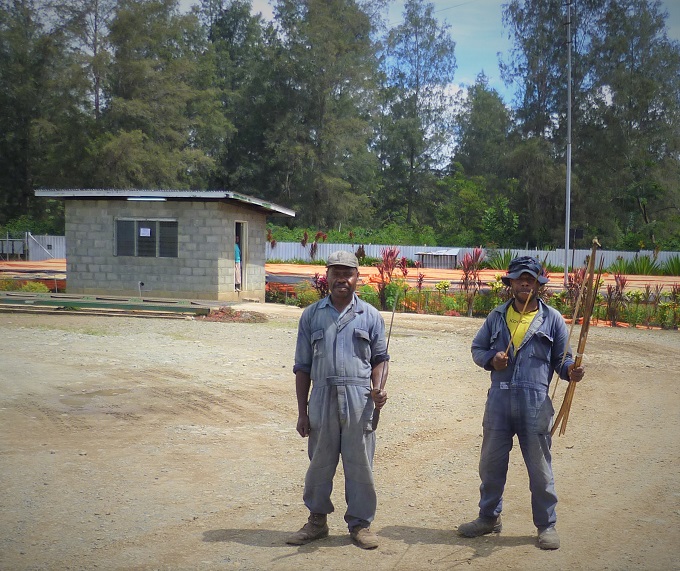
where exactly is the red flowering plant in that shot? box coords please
[376,246,402,310]
[312,273,329,298]
[460,248,484,317]
[416,271,426,312]
[604,272,627,326]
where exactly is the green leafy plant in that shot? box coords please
[460,247,484,317]
[293,281,320,308]
[627,255,661,276]
[357,285,380,310]
[19,282,50,293]
[435,280,450,295]
[485,250,517,270]
[474,290,502,316]
[376,246,402,310]
[0,279,21,291]
[607,256,628,275]
[662,255,680,276]
[625,290,645,327]
[604,273,627,326]
[385,279,408,311]
[0,280,50,293]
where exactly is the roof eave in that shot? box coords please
[34,189,295,217]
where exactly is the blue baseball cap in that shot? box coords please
[501,256,549,286]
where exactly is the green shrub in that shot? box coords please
[627,255,661,275]
[294,281,320,307]
[607,257,628,274]
[485,250,517,270]
[0,279,21,291]
[662,255,680,276]
[474,291,502,315]
[544,261,564,273]
[0,280,49,293]
[19,281,50,293]
[266,222,439,247]
[265,288,288,304]
[357,285,380,310]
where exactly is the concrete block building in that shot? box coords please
[34,189,295,302]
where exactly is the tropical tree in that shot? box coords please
[53,0,116,120]
[265,0,383,227]
[583,0,680,249]
[89,0,222,188]
[453,72,513,179]
[0,0,88,225]
[432,167,488,246]
[379,0,456,224]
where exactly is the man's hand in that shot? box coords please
[296,412,310,437]
[492,351,509,370]
[371,388,388,410]
[568,364,585,382]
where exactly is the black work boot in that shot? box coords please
[457,515,502,537]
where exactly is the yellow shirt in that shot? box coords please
[506,304,538,352]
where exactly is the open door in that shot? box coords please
[235,222,245,291]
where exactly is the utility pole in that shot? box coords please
[563,0,573,288]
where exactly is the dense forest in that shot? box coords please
[1,0,679,250]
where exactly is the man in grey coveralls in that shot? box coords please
[286,250,389,550]
[457,256,584,550]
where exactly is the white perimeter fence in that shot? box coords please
[3,236,677,270]
[267,242,679,270]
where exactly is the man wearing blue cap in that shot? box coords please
[287,250,389,549]
[458,256,584,550]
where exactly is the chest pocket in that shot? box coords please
[489,328,505,352]
[353,328,371,360]
[529,330,553,362]
[311,329,324,358]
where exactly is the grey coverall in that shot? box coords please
[294,294,388,529]
[471,298,575,529]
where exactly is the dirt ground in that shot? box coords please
[1,303,679,571]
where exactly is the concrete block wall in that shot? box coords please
[65,199,267,301]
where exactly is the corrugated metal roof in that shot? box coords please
[34,188,295,217]
[416,248,460,256]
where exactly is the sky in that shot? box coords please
[240,0,680,103]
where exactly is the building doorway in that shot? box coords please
[235,222,245,291]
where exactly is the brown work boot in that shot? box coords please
[350,525,379,549]
[537,526,560,550]
[457,515,502,537]
[286,513,329,545]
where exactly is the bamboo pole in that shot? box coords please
[550,275,586,401]
[551,238,601,436]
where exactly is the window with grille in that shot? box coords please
[115,219,178,258]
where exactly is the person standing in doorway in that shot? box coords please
[287,250,389,550]
[458,256,584,550]
[234,235,241,291]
